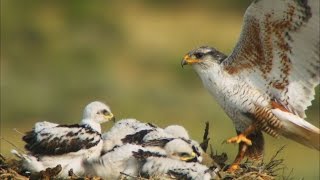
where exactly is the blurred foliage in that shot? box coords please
[1,0,319,179]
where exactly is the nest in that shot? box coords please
[0,122,292,180]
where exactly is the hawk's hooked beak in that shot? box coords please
[105,113,116,123]
[181,55,202,68]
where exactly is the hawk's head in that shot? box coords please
[181,46,227,69]
[83,101,115,124]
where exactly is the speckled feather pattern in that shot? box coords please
[224,0,320,118]
[186,0,319,152]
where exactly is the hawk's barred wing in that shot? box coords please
[23,123,101,155]
[223,0,319,118]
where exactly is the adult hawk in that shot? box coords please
[181,0,319,171]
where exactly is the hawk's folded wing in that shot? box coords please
[23,123,101,155]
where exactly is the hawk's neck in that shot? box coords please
[195,63,238,94]
[81,119,101,133]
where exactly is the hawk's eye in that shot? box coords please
[98,109,109,115]
[194,52,205,59]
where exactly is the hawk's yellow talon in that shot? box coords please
[227,164,240,173]
[226,134,252,146]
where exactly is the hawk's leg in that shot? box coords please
[226,124,256,145]
[227,129,265,172]
[227,142,248,172]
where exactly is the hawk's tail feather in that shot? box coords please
[272,109,320,151]
[11,149,45,172]
[11,149,25,159]
[11,149,35,163]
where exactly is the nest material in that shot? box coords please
[0,122,292,180]
[197,123,289,180]
[0,148,288,180]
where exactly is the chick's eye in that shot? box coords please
[102,109,109,115]
[97,109,109,115]
[194,52,204,59]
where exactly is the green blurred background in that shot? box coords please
[1,0,319,179]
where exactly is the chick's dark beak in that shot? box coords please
[111,116,116,123]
